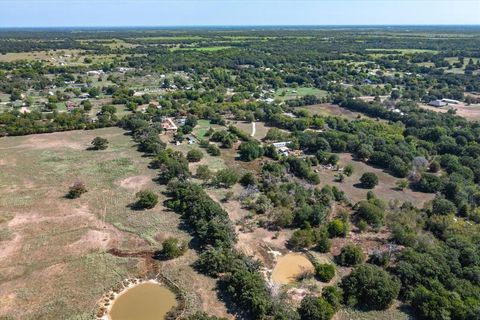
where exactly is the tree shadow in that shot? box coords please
[216,280,249,320]
[126,201,152,211]
[353,182,371,189]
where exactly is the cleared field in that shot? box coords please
[300,103,365,120]
[275,87,328,101]
[0,49,130,66]
[192,119,225,140]
[0,128,230,319]
[316,153,434,207]
[0,49,82,64]
[79,38,138,49]
[365,48,439,54]
[232,121,270,140]
[418,102,480,121]
[170,46,232,52]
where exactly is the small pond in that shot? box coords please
[109,282,177,320]
[271,253,315,285]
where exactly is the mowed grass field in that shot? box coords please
[0,127,230,319]
[275,87,328,101]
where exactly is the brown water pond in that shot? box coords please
[109,282,177,320]
[271,253,315,285]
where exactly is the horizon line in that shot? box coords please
[1,24,480,30]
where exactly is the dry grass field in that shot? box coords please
[0,50,133,67]
[0,127,230,319]
[300,104,365,121]
[316,153,434,207]
[232,121,270,140]
[418,102,480,121]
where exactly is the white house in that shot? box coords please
[86,70,105,77]
[442,98,460,105]
[272,141,291,148]
[428,100,446,107]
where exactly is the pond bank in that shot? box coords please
[96,249,187,320]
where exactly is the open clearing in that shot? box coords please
[316,153,434,207]
[300,103,366,120]
[232,121,270,140]
[418,102,480,121]
[0,127,230,319]
[275,87,328,101]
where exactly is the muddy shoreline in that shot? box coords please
[96,249,187,320]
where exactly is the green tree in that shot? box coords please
[356,201,384,229]
[207,144,221,156]
[101,104,117,115]
[135,190,158,209]
[360,172,379,189]
[316,263,335,282]
[298,296,334,320]
[238,140,264,161]
[255,194,273,214]
[195,247,243,277]
[271,207,294,229]
[316,231,331,253]
[344,164,354,177]
[322,286,342,311]
[223,267,273,318]
[327,154,339,165]
[289,226,317,249]
[340,264,400,310]
[66,181,87,199]
[82,99,93,112]
[240,172,257,187]
[214,168,239,188]
[396,179,408,191]
[357,219,368,233]
[431,197,457,216]
[336,244,364,267]
[90,137,108,150]
[187,148,204,162]
[429,161,441,173]
[196,165,212,181]
[327,219,348,238]
[158,237,187,260]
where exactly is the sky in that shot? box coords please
[0,0,479,28]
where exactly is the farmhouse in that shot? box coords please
[442,98,460,104]
[429,99,461,107]
[272,141,291,148]
[428,100,447,107]
[161,117,178,133]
